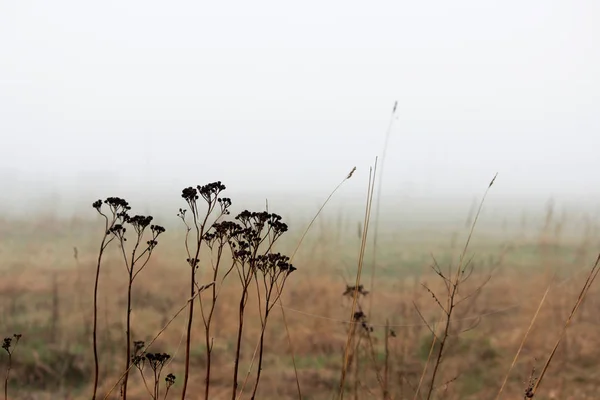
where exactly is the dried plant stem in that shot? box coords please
[530,253,600,397]
[91,238,104,400]
[339,158,378,399]
[250,309,270,399]
[383,320,390,400]
[3,344,17,400]
[413,318,441,400]
[3,355,8,400]
[290,166,356,261]
[122,267,133,400]
[181,214,203,400]
[198,244,231,400]
[369,101,398,316]
[353,335,360,400]
[119,222,159,400]
[416,173,497,400]
[92,211,117,400]
[495,277,554,399]
[180,198,216,400]
[231,265,255,400]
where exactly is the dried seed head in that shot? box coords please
[347,167,356,180]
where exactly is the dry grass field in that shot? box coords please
[1,193,600,400]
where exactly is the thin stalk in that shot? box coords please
[495,277,553,399]
[339,158,378,399]
[423,174,497,400]
[231,270,254,400]
[92,209,117,400]
[368,101,398,316]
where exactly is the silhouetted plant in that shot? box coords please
[93,198,165,400]
[177,182,230,399]
[132,341,176,400]
[224,210,291,400]
[198,220,237,399]
[340,285,387,399]
[250,251,296,399]
[91,197,131,400]
[3,334,21,400]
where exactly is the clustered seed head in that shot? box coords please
[233,211,288,247]
[108,224,127,240]
[2,337,12,352]
[2,334,21,353]
[353,311,374,333]
[342,284,369,297]
[145,352,171,370]
[181,187,199,202]
[218,197,232,215]
[198,181,226,203]
[203,221,237,249]
[187,257,200,269]
[129,215,153,232]
[105,197,130,209]
[93,197,131,218]
[255,253,297,275]
[133,351,172,372]
[165,373,176,388]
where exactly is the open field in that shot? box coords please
[1,200,600,400]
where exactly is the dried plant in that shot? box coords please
[2,334,21,400]
[526,252,600,398]
[197,219,237,399]
[178,182,230,399]
[225,210,292,399]
[339,159,378,399]
[413,174,497,400]
[250,251,296,398]
[94,198,165,400]
[132,341,176,400]
[91,197,131,400]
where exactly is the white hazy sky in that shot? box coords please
[1,1,599,218]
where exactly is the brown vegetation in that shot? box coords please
[1,182,600,399]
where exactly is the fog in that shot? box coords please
[1,1,599,226]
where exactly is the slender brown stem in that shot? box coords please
[250,307,270,399]
[423,174,497,400]
[4,352,11,400]
[384,320,390,400]
[92,213,113,400]
[122,266,134,400]
[92,243,103,400]
[181,206,207,399]
[202,243,229,399]
[339,159,378,399]
[232,286,249,400]
[181,262,196,398]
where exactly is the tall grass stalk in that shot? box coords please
[338,158,378,399]
[530,252,600,397]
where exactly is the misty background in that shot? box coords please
[1,1,599,233]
